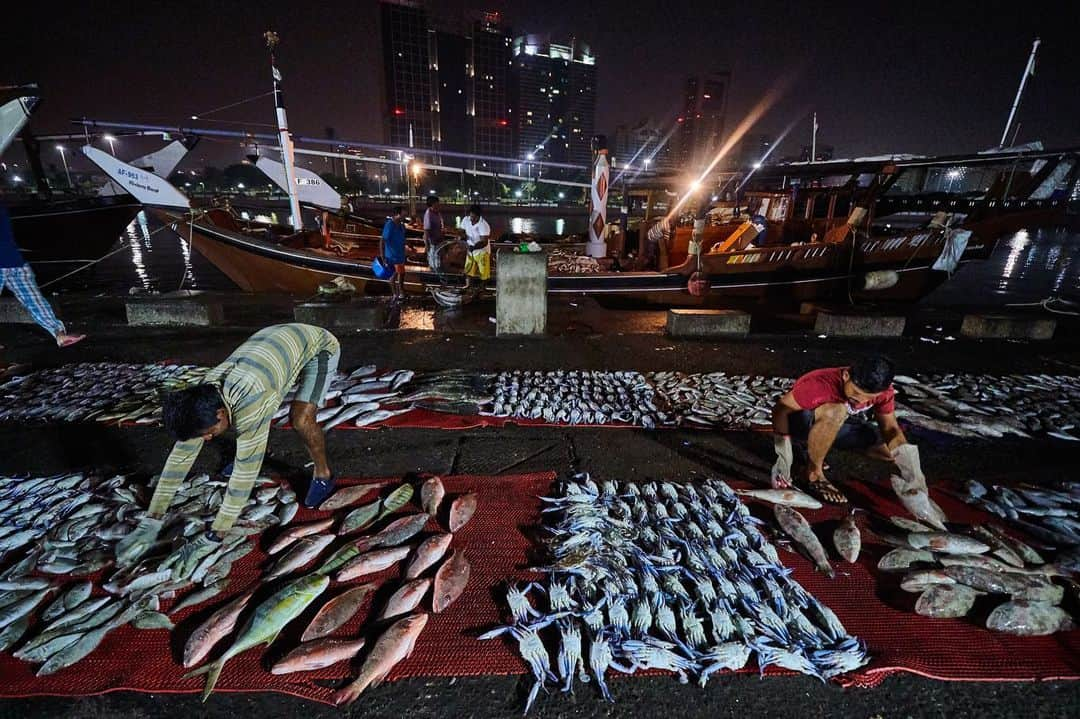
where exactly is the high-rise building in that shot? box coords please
[379,2,513,160]
[380,1,439,150]
[674,71,731,171]
[613,118,673,172]
[511,34,597,168]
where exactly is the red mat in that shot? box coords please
[2,473,1077,705]
[0,473,552,705]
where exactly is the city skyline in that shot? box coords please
[5,0,1080,172]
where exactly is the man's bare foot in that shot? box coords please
[57,333,86,348]
[805,474,848,504]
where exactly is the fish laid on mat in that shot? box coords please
[302,584,376,642]
[336,546,411,582]
[331,613,429,706]
[889,475,947,531]
[448,493,477,533]
[736,488,823,509]
[906,532,990,555]
[184,574,329,700]
[404,534,453,580]
[432,549,470,612]
[774,505,834,577]
[355,514,429,552]
[986,600,1076,636]
[420,476,446,516]
[915,584,979,619]
[319,484,382,513]
[267,518,336,555]
[271,637,367,674]
[832,510,860,562]
[265,534,336,580]
[900,570,956,593]
[379,578,431,620]
[182,590,256,668]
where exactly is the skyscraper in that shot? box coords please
[511,34,597,168]
[379,3,513,160]
[675,71,731,171]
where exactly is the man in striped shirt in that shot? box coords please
[116,323,341,574]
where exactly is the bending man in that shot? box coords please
[770,354,924,504]
[117,323,340,574]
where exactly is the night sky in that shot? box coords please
[6,0,1079,168]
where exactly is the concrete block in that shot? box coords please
[294,297,388,331]
[960,314,1056,340]
[126,291,222,326]
[0,297,63,324]
[667,309,751,338]
[496,248,547,336]
[814,311,906,337]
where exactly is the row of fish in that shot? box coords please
[483,474,868,712]
[958,479,1080,550]
[0,363,207,424]
[892,373,1080,441]
[182,474,474,705]
[649,372,791,430]
[486,370,672,427]
[0,471,294,674]
[547,248,601,275]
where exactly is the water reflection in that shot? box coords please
[125,211,154,291]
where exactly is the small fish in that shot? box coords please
[448,493,477,533]
[832,510,861,562]
[341,500,382,535]
[736,488,823,509]
[335,546,411,582]
[322,402,381,430]
[183,590,256,668]
[379,578,431,620]
[331,613,429,706]
[774,505,833,577]
[404,533,453,580]
[432,549,470,613]
[420,476,445,516]
[906,532,990,555]
[38,601,145,676]
[915,584,979,619]
[267,518,336,555]
[354,408,413,428]
[132,611,175,630]
[41,581,92,622]
[376,484,415,522]
[355,513,429,552]
[265,534,335,580]
[184,574,329,700]
[271,637,368,675]
[302,584,377,642]
[986,600,1076,636]
[319,483,382,513]
[0,616,29,652]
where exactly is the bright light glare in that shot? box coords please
[56,145,65,152]
[237,183,245,189]
[558,191,565,199]
[514,190,523,198]
[103,134,116,141]
[689,180,701,192]
[753,162,763,169]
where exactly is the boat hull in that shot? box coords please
[9,196,142,263]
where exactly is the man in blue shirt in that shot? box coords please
[380,205,407,301]
[0,205,84,347]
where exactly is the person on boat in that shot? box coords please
[423,195,443,271]
[769,354,924,504]
[380,205,407,301]
[461,204,492,288]
[115,323,341,575]
[0,204,84,348]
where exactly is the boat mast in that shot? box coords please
[810,112,818,163]
[264,30,304,230]
[999,38,1040,148]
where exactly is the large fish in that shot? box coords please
[448,493,477,533]
[184,574,329,700]
[900,570,956,593]
[379,578,432,620]
[335,546,411,582]
[265,534,335,580]
[432,549,470,613]
[182,590,256,668]
[331,613,429,706]
[355,514,429,552]
[773,506,833,577]
[270,637,367,674]
[906,532,990,555]
[986,600,1075,636]
[735,488,823,509]
[832,510,860,562]
[915,584,979,619]
[877,548,935,572]
[301,583,376,641]
[889,475,947,531]
[404,534,453,580]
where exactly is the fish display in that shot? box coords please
[833,510,861,562]
[487,370,669,428]
[648,371,790,430]
[0,471,292,675]
[485,475,868,712]
[986,600,1076,636]
[958,479,1080,550]
[301,584,376,642]
[736,488,822,509]
[774,506,835,577]
[331,613,429,706]
[271,637,367,675]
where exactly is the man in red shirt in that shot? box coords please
[770,355,917,503]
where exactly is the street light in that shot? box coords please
[55,145,72,188]
[946,169,961,192]
[237,182,245,190]
[643,158,651,170]
[558,191,565,200]
[103,134,117,156]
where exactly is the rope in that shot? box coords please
[191,92,274,119]
[1005,297,1080,316]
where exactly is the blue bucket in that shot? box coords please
[371,256,394,280]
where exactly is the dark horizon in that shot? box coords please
[6,0,1080,170]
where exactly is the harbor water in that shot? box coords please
[38,212,1080,309]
